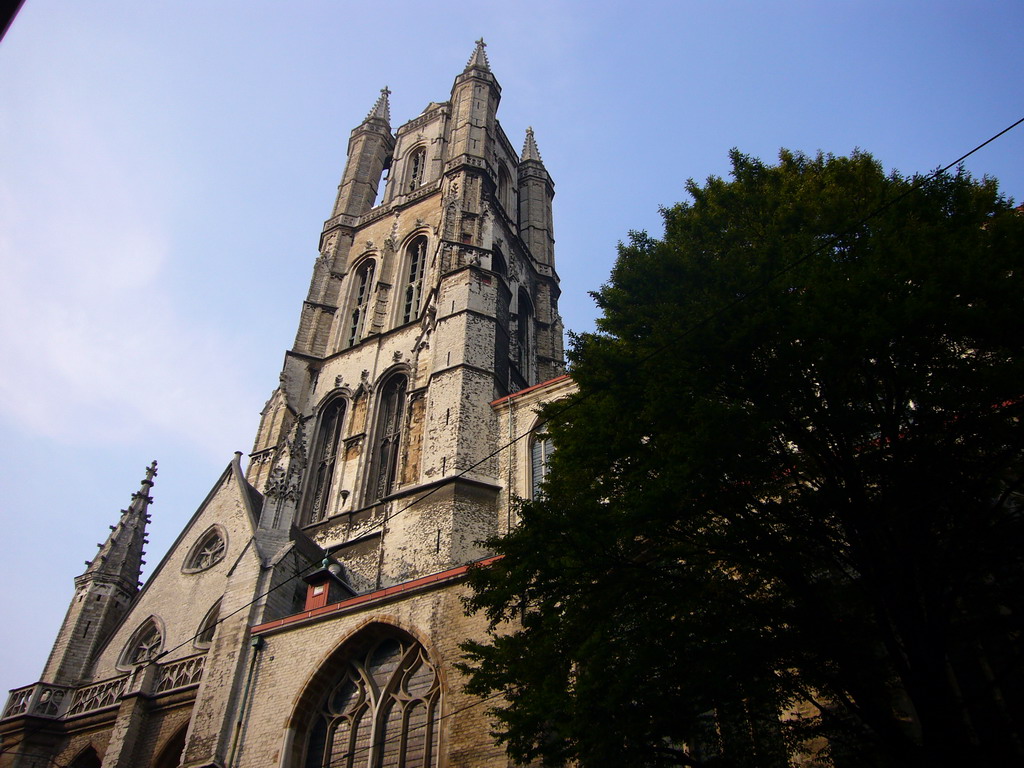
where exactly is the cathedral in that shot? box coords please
[0,41,574,768]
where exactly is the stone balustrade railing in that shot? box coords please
[155,654,205,693]
[1,683,73,719]
[65,675,129,717]
[1,653,207,721]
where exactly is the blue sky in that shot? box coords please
[1,1,1022,696]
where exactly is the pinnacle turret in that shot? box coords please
[521,126,543,163]
[363,86,392,125]
[82,460,156,594]
[42,461,157,685]
[464,38,490,72]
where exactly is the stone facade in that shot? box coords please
[0,41,569,768]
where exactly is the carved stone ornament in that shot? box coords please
[287,417,308,467]
[392,350,403,363]
[335,375,345,388]
[264,466,287,499]
[365,240,374,249]
[361,369,370,383]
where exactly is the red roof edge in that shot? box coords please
[252,555,503,634]
[490,374,572,406]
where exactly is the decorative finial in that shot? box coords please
[465,38,490,72]
[142,460,158,486]
[521,126,543,163]
[364,86,392,124]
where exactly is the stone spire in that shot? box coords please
[363,86,392,125]
[326,86,397,223]
[521,126,543,163]
[83,460,156,594]
[465,38,490,72]
[517,126,555,269]
[40,461,157,686]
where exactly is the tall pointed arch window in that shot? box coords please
[306,398,347,524]
[530,433,554,500]
[302,633,440,768]
[406,146,426,192]
[371,374,408,501]
[402,236,427,324]
[118,617,164,668]
[69,747,102,768]
[491,247,507,278]
[348,260,376,347]
[497,163,512,214]
[195,599,222,648]
[153,725,188,768]
[516,289,534,383]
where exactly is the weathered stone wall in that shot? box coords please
[6,45,567,768]
[491,375,576,533]
[234,580,509,768]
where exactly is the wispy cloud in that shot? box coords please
[0,70,255,459]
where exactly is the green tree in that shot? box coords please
[461,150,1024,767]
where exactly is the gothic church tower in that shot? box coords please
[1,42,566,768]
[246,39,563,588]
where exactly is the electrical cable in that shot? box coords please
[40,114,1023,764]
[156,112,1024,660]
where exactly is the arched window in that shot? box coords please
[183,526,227,573]
[195,599,221,648]
[348,260,376,347]
[302,633,440,768]
[153,724,189,768]
[491,247,506,277]
[306,398,347,523]
[516,289,534,383]
[530,433,554,500]
[406,147,426,192]
[371,375,408,501]
[119,617,163,668]
[497,163,511,213]
[402,237,427,324]
[70,746,102,768]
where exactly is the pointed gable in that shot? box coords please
[87,454,263,681]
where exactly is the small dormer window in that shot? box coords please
[183,527,227,573]
[407,147,426,191]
